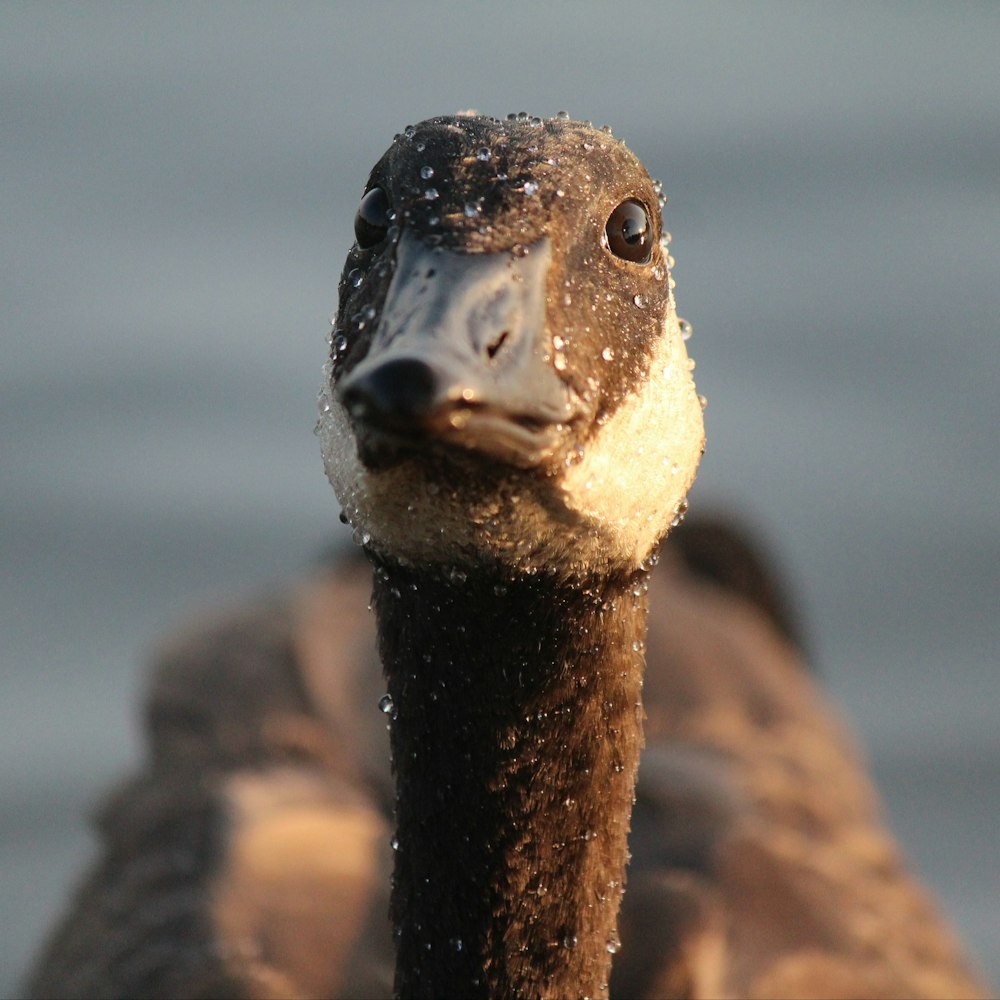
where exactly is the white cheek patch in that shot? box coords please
[317,305,704,574]
[559,304,705,567]
[318,361,510,565]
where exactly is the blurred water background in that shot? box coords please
[2,2,997,990]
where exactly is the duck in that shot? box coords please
[27,112,985,999]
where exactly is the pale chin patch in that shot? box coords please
[316,306,704,576]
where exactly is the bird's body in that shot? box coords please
[28,114,985,998]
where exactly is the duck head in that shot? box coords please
[318,113,704,577]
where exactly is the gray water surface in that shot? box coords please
[2,3,997,989]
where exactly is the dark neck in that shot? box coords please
[370,557,649,1000]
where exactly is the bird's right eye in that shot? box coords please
[354,187,390,248]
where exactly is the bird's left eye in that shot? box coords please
[605,199,652,263]
[354,187,391,248]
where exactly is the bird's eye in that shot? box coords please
[605,199,652,263]
[354,187,391,248]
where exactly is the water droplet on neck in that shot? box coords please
[378,694,396,716]
[424,187,439,201]
[523,180,539,196]
[420,165,434,179]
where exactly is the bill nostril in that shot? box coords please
[486,329,510,361]
[339,357,440,428]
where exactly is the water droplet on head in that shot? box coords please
[601,346,615,361]
[424,187,439,201]
[464,200,481,217]
[390,833,399,851]
[679,319,693,341]
[476,146,491,161]
[523,180,539,196]
[555,110,570,120]
[348,268,363,288]
[420,165,434,179]
[378,694,396,716]
[449,937,463,952]
[698,393,708,410]
[582,141,594,151]
[633,294,647,309]
[562,935,578,950]
[670,498,690,527]
[332,332,347,352]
